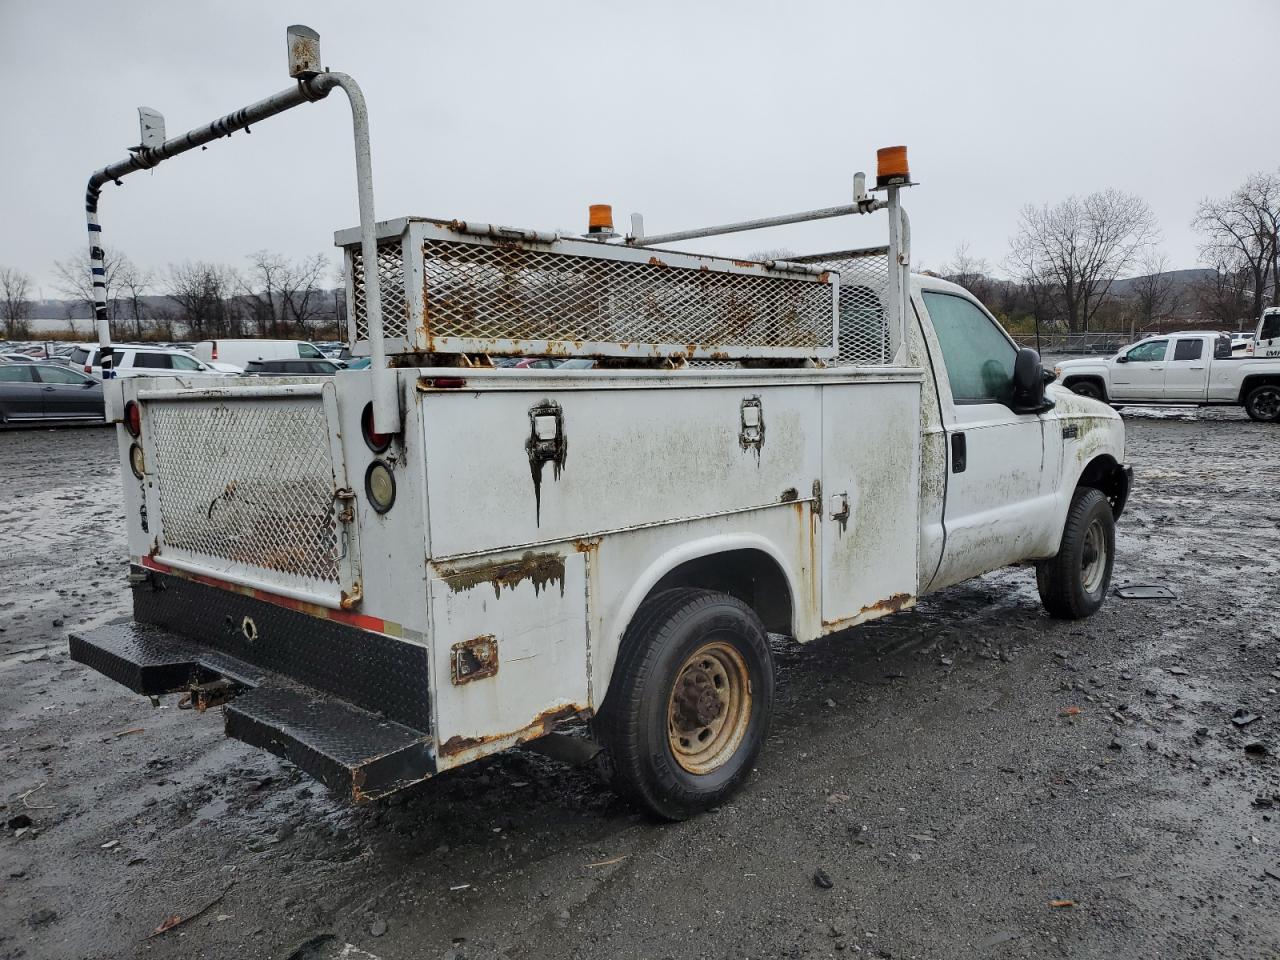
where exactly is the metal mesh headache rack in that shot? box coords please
[339,218,844,362]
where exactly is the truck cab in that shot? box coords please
[1257,308,1280,359]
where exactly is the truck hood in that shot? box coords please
[1053,356,1111,375]
[1047,382,1119,421]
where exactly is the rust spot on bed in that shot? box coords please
[436,551,566,598]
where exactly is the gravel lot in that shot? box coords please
[2,409,1278,960]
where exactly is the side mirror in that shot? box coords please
[1115,354,1129,364]
[83,379,96,388]
[1010,347,1054,415]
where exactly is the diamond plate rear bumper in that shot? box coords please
[69,621,435,802]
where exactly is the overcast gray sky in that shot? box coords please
[2,0,1277,298]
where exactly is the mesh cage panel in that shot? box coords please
[414,238,834,353]
[350,239,409,342]
[147,398,341,587]
[793,247,891,365]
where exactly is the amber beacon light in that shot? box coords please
[588,204,614,234]
[876,145,911,188]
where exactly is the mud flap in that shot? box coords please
[68,621,435,802]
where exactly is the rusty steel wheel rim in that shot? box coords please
[1081,517,1107,594]
[667,640,752,775]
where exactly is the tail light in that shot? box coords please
[123,401,141,437]
[361,402,391,453]
[211,341,219,360]
[84,365,92,374]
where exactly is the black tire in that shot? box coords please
[1036,488,1116,620]
[594,588,774,821]
[1068,380,1105,402]
[1243,383,1280,422]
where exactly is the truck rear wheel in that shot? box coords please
[1244,384,1280,422]
[1036,488,1115,619]
[595,588,774,820]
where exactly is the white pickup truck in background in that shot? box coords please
[1055,329,1280,422]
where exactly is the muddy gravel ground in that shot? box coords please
[2,409,1278,960]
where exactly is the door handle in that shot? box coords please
[1188,365,1205,370]
[42,386,55,391]
[950,433,967,474]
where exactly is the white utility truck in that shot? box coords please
[1255,307,1280,359]
[1054,328,1280,422]
[70,27,1132,819]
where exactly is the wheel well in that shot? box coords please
[649,548,794,635]
[1077,454,1129,518]
[1240,374,1280,403]
[1063,375,1107,397]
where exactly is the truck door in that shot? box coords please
[919,290,1057,591]
[1163,336,1210,400]
[1110,338,1169,399]
[0,365,44,420]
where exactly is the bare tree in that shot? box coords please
[942,242,996,303]
[0,266,34,339]
[1009,190,1159,332]
[166,262,244,339]
[53,246,127,336]
[241,250,289,338]
[1192,248,1250,326]
[1191,170,1280,321]
[278,254,332,338]
[1128,251,1180,334]
[116,260,154,340]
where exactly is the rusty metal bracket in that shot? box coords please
[189,678,241,713]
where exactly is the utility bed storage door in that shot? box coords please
[820,380,922,629]
[139,382,361,608]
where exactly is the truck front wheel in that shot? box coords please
[1244,384,1280,422]
[595,588,774,820]
[1036,488,1115,619]
[1068,379,1106,402]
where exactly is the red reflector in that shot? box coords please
[84,365,92,373]
[427,377,468,389]
[211,342,218,360]
[361,402,391,453]
[124,401,141,437]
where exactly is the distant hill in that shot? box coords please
[1108,268,1215,299]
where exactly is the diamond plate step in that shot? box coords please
[69,621,434,802]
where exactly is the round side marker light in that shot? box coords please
[365,460,396,513]
[128,443,146,479]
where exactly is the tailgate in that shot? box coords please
[133,380,361,609]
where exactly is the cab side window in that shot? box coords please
[132,352,173,369]
[922,292,1017,404]
[1125,340,1168,363]
[1172,339,1203,361]
[0,366,36,382]
[170,354,202,371]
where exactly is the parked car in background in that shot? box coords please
[67,344,236,379]
[1054,331,1280,421]
[0,352,35,363]
[242,358,341,376]
[0,362,104,424]
[192,339,336,369]
[556,358,596,369]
